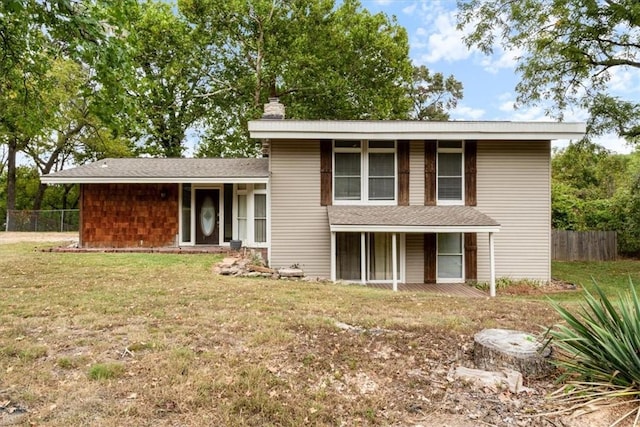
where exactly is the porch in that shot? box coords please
[364,282,487,297]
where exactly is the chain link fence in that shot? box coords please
[5,210,80,232]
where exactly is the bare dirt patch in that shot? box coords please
[0,232,78,244]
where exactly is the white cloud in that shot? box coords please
[418,11,475,63]
[402,3,417,15]
[479,46,522,74]
[374,0,393,4]
[451,104,485,120]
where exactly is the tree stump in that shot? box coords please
[474,328,552,378]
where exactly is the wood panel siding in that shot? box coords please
[270,140,331,278]
[409,141,424,205]
[424,140,437,206]
[476,141,551,282]
[465,140,477,206]
[405,233,424,283]
[424,233,437,283]
[320,139,332,206]
[397,140,410,206]
[81,183,179,248]
[464,233,477,282]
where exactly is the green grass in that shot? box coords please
[2,239,640,425]
[552,260,640,300]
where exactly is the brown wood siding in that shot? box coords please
[397,140,410,206]
[464,233,477,282]
[81,183,179,248]
[320,139,332,206]
[424,233,437,283]
[424,140,437,206]
[465,140,477,206]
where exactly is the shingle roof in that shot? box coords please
[327,205,500,232]
[41,158,269,184]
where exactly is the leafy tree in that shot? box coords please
[0,0,133,229]
[180,0,414,157]
[107,1,220,157]
[457,0,640,141]
[22,59,132,224]
[408,65,463,120]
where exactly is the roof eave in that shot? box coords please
[248,120,586,141]
[329,224,501,233]
[41,176,270,185]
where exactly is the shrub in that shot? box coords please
[550,282,640,419]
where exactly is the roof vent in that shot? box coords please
[262,97,285,120]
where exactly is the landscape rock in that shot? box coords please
[450,366,532,394]
[278,267,304,278]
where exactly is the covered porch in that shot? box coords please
[327,205,501,297]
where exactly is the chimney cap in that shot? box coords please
[262,97,285,120]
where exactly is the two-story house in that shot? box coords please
[42,99,585,295]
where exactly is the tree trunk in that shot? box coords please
[474,329,553,379]
[6,137,17,231]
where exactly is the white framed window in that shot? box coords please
[334,140,396,204]
[236,184,248,242]
[437,141,464,205]
[254,183,267,243]
[335,232,404,282]
[233,183,268,247]
[437,233,463,282]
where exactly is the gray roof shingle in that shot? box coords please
[41,158,269,183]
[327,205,500,229]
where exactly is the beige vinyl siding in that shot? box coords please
[405,233,424,283]
[270,140,331,277]
[409,141,425,205]
[476,141,551,282]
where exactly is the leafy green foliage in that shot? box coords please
[408,66,464,121]
[550,140,640,254]
[457,0,640,142]
[550,282,640,419]
[183,0,415,156]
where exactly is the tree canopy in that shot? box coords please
[180,0,417,156]
[457,0,640,142]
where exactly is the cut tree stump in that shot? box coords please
[474,328,552,378]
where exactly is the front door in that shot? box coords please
[195,189,219,244]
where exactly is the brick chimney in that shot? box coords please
[262,97,285,119]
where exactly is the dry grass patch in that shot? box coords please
[0,241,573,426]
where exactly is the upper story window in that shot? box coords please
[437,141,464,204]
[334,140,396,204]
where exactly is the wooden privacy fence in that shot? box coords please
[552,230,617,261]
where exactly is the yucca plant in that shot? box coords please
[550,282,640,424]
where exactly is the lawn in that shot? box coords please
[1,239,639,426]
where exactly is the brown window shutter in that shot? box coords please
[464,233,477,282]
[424,233,437,284]
[397,140,410,206]
[465,140,477,206]
[424,140,437,206]
[320,139,332,206]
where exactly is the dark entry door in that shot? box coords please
[195,189,219,245]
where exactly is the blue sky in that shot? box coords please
[360,0,634,154]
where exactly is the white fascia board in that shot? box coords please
[248,120,586,141]
[41,176,269,185]
[329,224,501,233]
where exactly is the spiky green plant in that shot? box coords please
[550,282,640,423]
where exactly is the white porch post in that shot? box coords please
[330,232,336,282]
[489,232,496,297]
[392,233,398,292]
[360,232,366,285]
